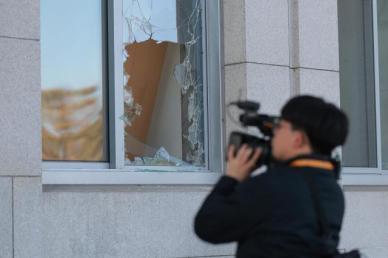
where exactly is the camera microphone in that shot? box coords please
[229,100,260,112]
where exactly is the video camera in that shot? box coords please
[227,100,279,169]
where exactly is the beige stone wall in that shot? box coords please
[1,1,388,257]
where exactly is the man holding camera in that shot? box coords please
[194,95,350,257]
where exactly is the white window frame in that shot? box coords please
[341,0,388,185]
[42,0,225,185]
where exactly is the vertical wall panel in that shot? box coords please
[0,0,39,39]
[0,177,12,258]
[0,38,41,176]
[245,0,289,66]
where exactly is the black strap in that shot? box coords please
[302,173,340,257]
[302,173,361,258]
[303,174,361,258]
[303,174,330,237]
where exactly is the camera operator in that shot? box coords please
[194,95,349,258]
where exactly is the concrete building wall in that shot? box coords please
[1,0,388,257]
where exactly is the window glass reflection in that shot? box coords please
[338,0,377,167]
[41,0,107,161]
[378,0,388,169]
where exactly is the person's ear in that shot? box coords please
[300,131,312,149]
[293,131,303,149]
[292,131,305,149]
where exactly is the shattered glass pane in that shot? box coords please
[122,0,205,167]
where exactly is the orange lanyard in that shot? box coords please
[289,159,334,170]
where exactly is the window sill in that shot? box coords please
[42,170,222,185]
[44,167,388,186]
[340,173,388,186]
[339,167,388,186]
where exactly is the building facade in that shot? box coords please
[1,0,388,257]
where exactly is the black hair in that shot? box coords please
[280,95,349,155]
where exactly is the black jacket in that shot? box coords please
[194,157,345,258]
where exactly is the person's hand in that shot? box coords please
[226,144,262,182]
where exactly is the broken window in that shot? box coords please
[122,0,206,167]
[40,0,222,175]
[41,0,108,161]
